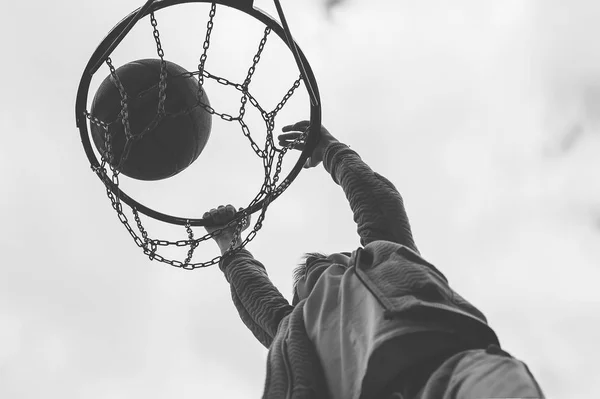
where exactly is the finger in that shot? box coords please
[217,208,233,223]
[203,212,211,219]
[278,140,305,151]
[282,120,310,132]
[278,138,305,147]
[282,124,307,132]
[212,204,237,223]
[278,132,304,140]
[278,133,307,149]
[281,124,308,132]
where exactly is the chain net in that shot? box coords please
[83,3,308,269]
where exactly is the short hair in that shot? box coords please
[292,252,327,305]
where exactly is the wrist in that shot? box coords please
[216,235,240,254]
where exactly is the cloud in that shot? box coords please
[2,1,598,398]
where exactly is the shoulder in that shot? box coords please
[355,241,448,283]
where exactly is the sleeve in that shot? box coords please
[323,142,419,253]
[219,249,294,348]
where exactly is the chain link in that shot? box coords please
[243,27,271,88]
[105,57,133,171]
[184,221,198,264]
[85,4,309,269]
[150,12,168,117]
[133,207,156,259]
[270,75,303,118]
[197,3,217,100]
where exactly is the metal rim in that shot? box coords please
[75,0,321,226]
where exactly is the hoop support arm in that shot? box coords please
[273,0,319,107]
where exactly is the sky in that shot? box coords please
[1,0,599,398]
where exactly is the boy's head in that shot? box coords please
[292,252,351,305]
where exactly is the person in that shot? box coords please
[202,121,545,399]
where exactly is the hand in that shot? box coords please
[203,204,251,254]
[278,121,339,168]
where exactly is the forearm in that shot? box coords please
[220,249,293,348]
[323,142,419,252]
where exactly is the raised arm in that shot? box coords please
[279,122,418,252]
[323,142,418,252]
[220,249,294,348]
[204,205,293,348]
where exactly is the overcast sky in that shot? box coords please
[1,0,599,398]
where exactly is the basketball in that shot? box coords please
[90,59,212,181]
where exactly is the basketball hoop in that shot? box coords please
[75,0,321,269]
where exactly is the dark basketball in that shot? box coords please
[90,59,212,181]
